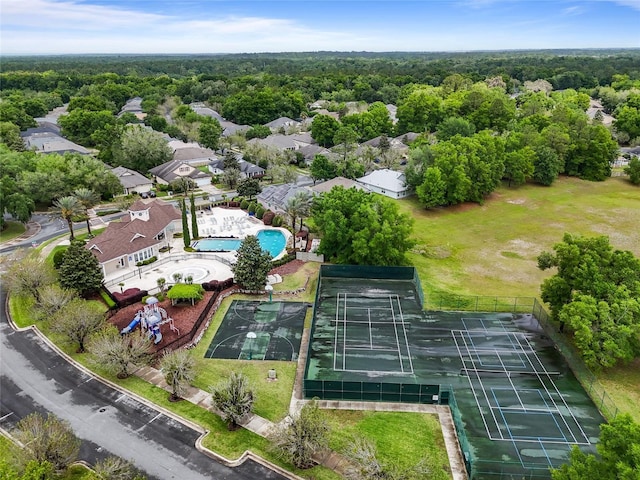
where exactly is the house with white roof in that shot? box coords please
[356,169,412,199]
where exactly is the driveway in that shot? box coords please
[0,289,289,480]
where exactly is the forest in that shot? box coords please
[1,50,639,224]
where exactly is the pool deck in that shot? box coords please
[103,207,291,295]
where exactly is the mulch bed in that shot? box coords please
[108,260,307,353]
[108,291,216,352]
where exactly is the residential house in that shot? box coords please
[310,176,365,194]
[207,157,265,179]
[257,183,312,214]
[169,140,218,167]
[118,97,146,121]
[356,168,411,199]
[149,159,212,188]
[189,102,249,137]
[22,131,90,155]
[264,117,300,133]
[86,199,181,278]
[111,166,154,195]
[299,144,331,164]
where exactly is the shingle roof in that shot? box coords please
[356,169,407,193]
[24,132,90,155]
[149,159,211,183]
[86,199,180,263]
[111,166,152,189]
[311,177,365,194]
[264,117,299,128]
[257,184,311,211]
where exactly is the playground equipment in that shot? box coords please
[120,298,179,345]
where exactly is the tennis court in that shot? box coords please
[304,265,604,479]
[205,300,307,361]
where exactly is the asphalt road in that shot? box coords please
[0,289,289,480]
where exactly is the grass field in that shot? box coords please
[401,176,640,299]
[326,410,452,479]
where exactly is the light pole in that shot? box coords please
[265,284,273,303]
[246,331,256,360]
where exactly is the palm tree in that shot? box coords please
[159,349,196,401]
[74,188,99,236]
[285,190,314,232]
[210,372,254,430]
[50,196,84,240]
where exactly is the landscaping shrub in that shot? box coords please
[272,253,296,267]
[263,211,275,225]
[53,247,68,270]
[248,202,257,214]
[173,232,183,238]
[100,287,117,309]
[113,288,148,308]
[272,215,283,227]
[240,199,249,210]
[135,256,157,267]
[228,201,240,207]
[202,280,220,291]
[256,206,265,219]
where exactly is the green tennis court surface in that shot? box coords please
[205,300,307,361]
[304,265,604,479]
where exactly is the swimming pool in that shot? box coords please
[193,229,287,258]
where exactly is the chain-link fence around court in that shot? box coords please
[427,293,619,421]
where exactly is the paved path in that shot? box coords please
[0,289,292,480]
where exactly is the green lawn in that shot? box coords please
[326,410,452,480]
[401,176,640,299]
[0,221,26,242]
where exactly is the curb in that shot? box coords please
[3,294,303,480]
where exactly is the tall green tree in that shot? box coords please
[236,177,262,201]
[198,117,223,150]
[538,233,640,368]
[624,157,640,185]
[416,167,446,209]
[396,87,444,134]
[232,235,273,291]
[189,194,199,239]
[311,186,415,265]
[180,198,191,248]
[0,121,26,150]
[310,114,341,148]
[333,125,358,163]
[112,125,173,172]
[310,154,337,184]
[59,239,104,297]
[50,196,84,240]
[552,415,640,480]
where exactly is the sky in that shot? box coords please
[1,0,639,55]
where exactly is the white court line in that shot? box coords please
[368,308,373,349]
[343,293,347,371]
[345,346,402,352]
[389,295,404,373]
[333,293,340,371]
[518,334,591,445]
[0,412,14,421]
[497,350,525,411]
[452,330,498,440]
[395,294,414,374]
